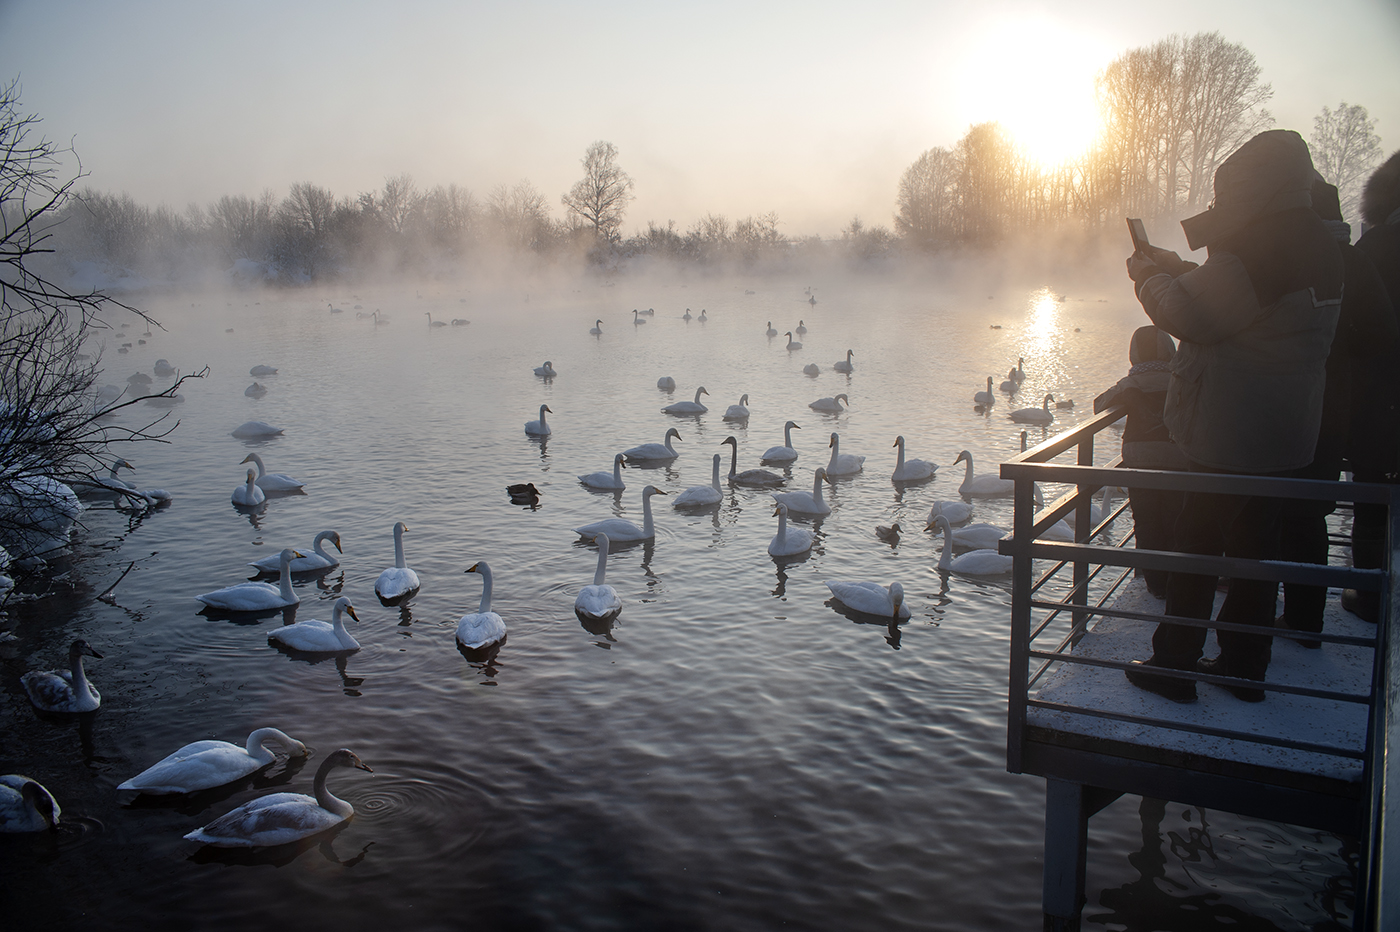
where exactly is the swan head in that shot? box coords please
[828,432,839,448]
[328,531,344,553]
[665,427,682,442]
[836,393,848,405]
[817,467,833,485]
[1043,394,1055,409]
[334,597,360,623]
[739,394,748,405]
[325,748,373,774]
[697,386,708,396]
[69,639,102,662]
[614,454,627,467]
[465,561,490,577]
[893,436,904,448]
[642,485,667,498]
[933,514,953,536]
[244,468,258,484]
[543,361,552,368]
[116,458,135,471]
[540,404,552,415]
[723,435,738,448]
[785,420,800,431]
[772,503,789,518]
[278,548,307,567]
[394,521,409,536]
[954,450,971,466]
[889,582,905,617]
[592,533,611,550]
[18,782,59,831]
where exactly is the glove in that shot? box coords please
[1141,245,1198,276]
[1126,253,1164,284]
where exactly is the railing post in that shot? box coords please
[1360,486,1400,930]
[1007,476,1035,774]
[1071,431,1095,645]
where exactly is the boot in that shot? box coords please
[1196,656,1265,702]
[1125,658,1197,703]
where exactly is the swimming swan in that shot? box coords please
[1000,369,1019,392]
[663,387,709,415]
[240,453,304,492]
[579,453,627,490]
[761,421,801,463]
[198,549,304,612]
[574,485,667,542]
[954,450,1014,497]
[765,322,778,337]
[250,530,342,574]
[183,748,372,848]
[633,309,646,325]
[624,428,681,461]
[825,432,865,477]
[656,376,676,391]
[1010,394,1054,425]
[768,503,813,557]
[426,313,446,328]
[269,597,361,652]
[375,522,420,602]
[796,320,808,335]
[575,533,623,621]
[803,363,820,376]
[458,562,507,649]
[525,404,552,436]
[933,515,1013,575]
[809,393,848,414]
[673,454,723,507]
[771,466,832,515]
[0,776,60,832]
[590,319,603,334]
[891,436,937,482]
[118,728,308,795]
[74,458,136,498]
[825,580,911,619]
[786,332,802,350]
[1011,358,1026,382]
[974,377,995,406]
[533,361,556,378]
[723,436,786,487]
[21,639,102,712]
[232,468,266,507]
[723,394,750,420]
[924,500,973,528]
[231,420,283,439]
[940,522,1008,551]
[833,349,854,373]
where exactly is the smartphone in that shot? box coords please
[1127,218,1150,254]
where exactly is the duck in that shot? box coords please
[575,534,623,621]
[375,522,420,602]
[809,393,848,414]
[231,468,266,507]
[825,581,911,619]
[1056,398,1075,410]
[21,639,102,712]
[458,562,507,649]
[240,453,304,492]
[231,420,283,439]
[933,515,1014,575]
[825,432,865,477]
[722,436,786,487]
[765,322,778,337]
[673,454,723,507]
[761,421,801,463]
[656,376,676,391]
[663,387,709,415]
[768,503,813,557]
[633,309,646,325]
[974,377,995,406]
[876,523,901,544]
[183,748,372,848]
[924,500,974,528]
[1011,358,1026,382]
[579,453,627,490]
[249,365,278,377]
[198,549,304,612]
[785,331,802,350]
[590,319,603,335]
[245,382,267,397]
[250,530,342,574]
[771,467,832,515]
[524,404,552,437]
[623,428,681,462]
[954,450,1014,496]
[118,728,308,795]
[723,394,750,420]
[803,363,821,376]
[1000,369,1019,393]
[0,776,60,832]
[796,320,808,335]
[533,360,557,378]
[507,483,542,506]
[269,597,361,653]
[574,486,667,542]
[425,313,447,328]
[833,349,854,373]
[891,436,937,483]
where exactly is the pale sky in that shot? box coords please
[2,0,1397,237]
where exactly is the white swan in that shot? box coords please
[974,377,995,406]
[825,580,911,619]
[0,775,60,832]
[533,360,556,378]
[183,748,372,848]
[768,503,813,557]
[723,394,750,420]
[231,468,266,507]
[761,421,801,463]
[198,549,304,612]
[723,436,786,487]
[154,359,176,376]
[833,349,854,373]
[891,436,937,482]
[771,467,832,515]
[656,376,676,391]
[640,307,655,316]
[458,562,507,649]
[575,534,623,620]
[118,728,308,795]
[231,420,283,439]
[590,319,603,335]
[250,365,278,377]
[785,331,802,350]
[933,515,1013,575]
[954,450,1014,497]
[796,320,808,335]
[803,363,820,376]
[375,522,420,602]
[574,486,667,542]
[74,458,136,499]
[1011,357,1026,382]
[241,453,304,492]
[21,639,102,712]
[633,309,646,325]
[1000,368,1019,392]
[825,432,865,477]
[426,313,446,328]
[524,404,552,436]
[579,453,627,490]
[270,597,361,652]
[924,500,973,528]
[663,387,709,415]
[0,475,82,559]
[674,454,723,507]
[765,321,778,337]
[809,393,848,414]
[939,522,1007,551]
[698,309,707,321]
[451,318,470,326]
[245,382,267,397]
[682,308,693,321]
[1071,487,1116,535]
[624,428,681,461]
[250,530,342,574]
[1010,394,1055,425]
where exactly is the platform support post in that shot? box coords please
[1043,778,1121,932]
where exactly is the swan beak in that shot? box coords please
[240,454,253,464]
[544,406,553,413]
[465,563,480,574]
[954,452,967,465]
[84,645,104,659]
[344,606,361,623]
[793,424,801,430]
[293,551,306,559]
[892,438,900,447]
[332,535,344,553]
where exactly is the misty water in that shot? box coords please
[1,272,1354,930]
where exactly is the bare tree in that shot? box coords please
[1311,102,1384,222]
[488,181,552,251]
[896,146,959,248]
[207,192,275,264]
[561,141,634,243]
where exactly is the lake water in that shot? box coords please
[0,269,1355,930]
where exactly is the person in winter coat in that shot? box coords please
[1123,130,1344,704]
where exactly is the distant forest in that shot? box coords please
[47,31,1385,285]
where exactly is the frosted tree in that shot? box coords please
[561,141,634,243]
[1310,102,1383,223]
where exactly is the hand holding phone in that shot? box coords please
[1127,218,1150,255]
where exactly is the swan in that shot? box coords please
[682,309,692,321]
[231,468,266,506]
[425,313,446,328]
[575,533,623,621]
[891,436,937,483]
[245,382,267,397]
[624,428,681,461]
[153,359,176,377]
[183,748,372,848]
[375,522,420,602]
[673,454,723,507]
[118,728,308,795]
[269,597,361,652]
[954,450,1014,497]
[785,331,802,350]
[524,404,552,436]
[1010,394,1055,425]
[698,309,707,321]
[771,467,832,515]
[796,320,807,335]
[533,361,556,378]
[1021,431,1029,452]
[657,376,676,391]
[761,421,801,463]
[451,318,470,326]
[250,365,278,377]
[573,486,667,542]
[74,458,136,498]
[0,475,81,559]
[803,363,820,376]
[768,503,813,557]
[722,436,786,487]
[231,420,283,439]
[765,322,778,337]
[458,562,507,649]
[1072,487,1115,535]
[974,377,995,406]
[939,522,1008,550]
[924,500,973,528]
[0,775,60,832]
[723,394,750,420]
[198,549,304,612]
[825,581,911,619]
[825,432,864,477]
[241,453,304,492]
[833,349,854,373]
[933,515,1013,575]
[809,393,848,414]
[579,453,627,490]
[21,639,102,712]
[1011,358,1026,382]
[640,307,655,316]
[633,309,646,325]
[590,319,603,335]
[1000,369,1018,392]
[663,387,709,415]
[876,523,901,543]
[250,530,342,574]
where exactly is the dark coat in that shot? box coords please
[1352,222,1400,475]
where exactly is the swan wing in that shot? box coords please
[575,585,622,618]
[197,581,289,610]
[120,742,263,793]
[269,620,358,652]
[573,519,644,541]
[456,612,507,649]
[185,793,344,847]
[375,567,420,599]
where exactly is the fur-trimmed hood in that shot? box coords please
[1362,150,1400,227]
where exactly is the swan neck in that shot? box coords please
[964,456,975,483]
[728,443,738,478]
[393,525,406,568]
[711,456,721,491]
[642,492,655,536]
[895,443,906,471]
[244,728,287,763]
[775,509,788,542]
[593,545,608,586]
[827,437,839,470]
[613,457,623,483]
[812,472,825,502]
[279,554,296,600]
[313,758,354,819]
[783,423,793,447]
[539,406,548,426]
[69,652,90,697]
[249,454,265,477]
[937,523,953,569]
[314,532,332,560]
[478,565,493,614]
